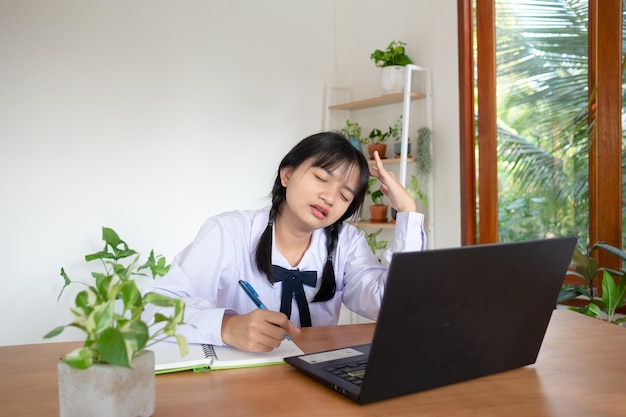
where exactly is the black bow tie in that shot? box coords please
[272,265,317,327]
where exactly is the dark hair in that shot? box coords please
[255,131,370,302]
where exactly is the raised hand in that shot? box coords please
[369,151,417,213]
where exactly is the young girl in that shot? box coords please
[144,131,425,352]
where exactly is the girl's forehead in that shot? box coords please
[306,158,362,188]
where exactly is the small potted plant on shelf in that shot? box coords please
[415,126,432,176]
[337,119,366,152]
[360,227,388,262]
[392,175,427,221]
[366,128,388,160]
[370,40,414,94]
[388,115,410,157]
[44,226,188,417]
[407,174,428,211]
[363,228,388,254]
[366,178,388,223]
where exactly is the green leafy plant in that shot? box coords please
[367,128,387,145]
[406,175,428,210]
[415,126,432,176]
[44,227,188,369]
[390,115,404,142]
[367,115,403,145]
[366,178,385,205]
[337,119,366,144]
[370,40,414,67]
[362,228,388,254]
[559,241,626,324]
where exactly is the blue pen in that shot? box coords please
[238,279,291,340]
[238,279,267,309]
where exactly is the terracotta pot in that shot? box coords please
[368,144,387,160]
[369,205,388,223]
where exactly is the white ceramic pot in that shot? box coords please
[57,350,155,417]
[381,66,405,94]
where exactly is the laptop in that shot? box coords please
[285,237,577,404]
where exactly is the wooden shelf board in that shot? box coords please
[349,221,396,230]
[368,157,415,164]
[329,93,426,111]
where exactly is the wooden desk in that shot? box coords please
[1,310,625,416]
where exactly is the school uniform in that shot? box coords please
[144,207,425,345]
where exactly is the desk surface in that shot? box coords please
[1,310,625,417]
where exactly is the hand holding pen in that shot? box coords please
[220,280,300,352]
[238,280,292,340]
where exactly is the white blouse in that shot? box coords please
[144,207,425,345]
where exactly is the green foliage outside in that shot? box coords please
[494,1,626,246]
[494,0,600,245]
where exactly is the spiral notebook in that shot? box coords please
[152,338,304,374]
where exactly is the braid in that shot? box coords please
[255,177,285,283]
[312,223,339,302]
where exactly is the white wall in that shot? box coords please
[0,0,459,346]
[334,0,460,250]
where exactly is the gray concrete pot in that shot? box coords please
[381,65,405,94]
[57,350,155,417]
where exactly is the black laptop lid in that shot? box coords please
[358,237,576,404]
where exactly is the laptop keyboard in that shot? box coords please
[324,360,368,386]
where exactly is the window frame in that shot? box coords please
[457,0,623,272]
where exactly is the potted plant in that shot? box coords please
[337,119,366,152]
[366,128,388,160]
[370,40,414,94]
[367,116,404,160]
[559,240,626,324]
[415,126,432,176]
[389,115,410,157]
[366,178,388,223]
[362,228,388,254]
[407,174,428,210]
[360,227,388,263]
[392,175,428,221]
[44,227,188,417]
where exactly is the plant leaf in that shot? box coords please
[62,346,95,369]
[585,302,604,320]
[93,302,115,335]
[101,226,123,247]
[121,320,149,354]
[144,292,180,307]
[120,280,143,311]
[85,250,115,262]
[175,333,189,357]
[57,268,72,302]
[601,270,619,321]
[592,242,626,262]
[557,285,586,303]
[97,327,132,367]
[43,325,66,339]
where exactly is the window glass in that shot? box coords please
[495,0,590,243]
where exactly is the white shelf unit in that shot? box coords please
[323,65,434,246]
